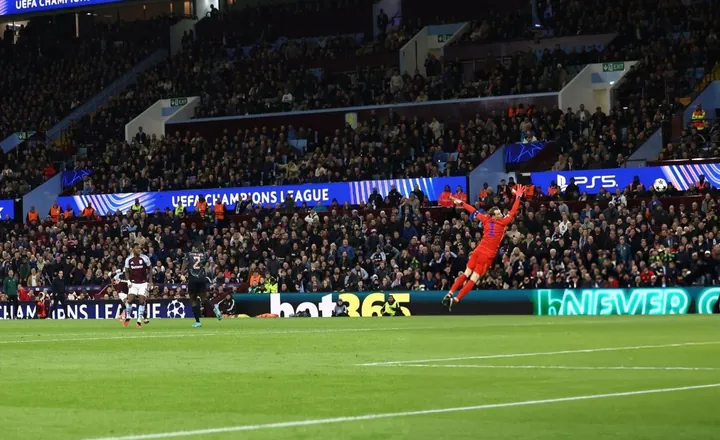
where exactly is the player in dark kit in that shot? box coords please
[185,242,222,328]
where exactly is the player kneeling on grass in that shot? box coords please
[123,244,152,328]
[185,242,222,328]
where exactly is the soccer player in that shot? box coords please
[124,243,152,328]
[113,271,129,321]
[185,242,222,328]
[442,185,525,310]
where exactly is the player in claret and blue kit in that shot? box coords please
[123,243,152,328]
[185,242,222,328]
[443,185,525,310]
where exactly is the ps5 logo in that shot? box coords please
[557,174,617,191]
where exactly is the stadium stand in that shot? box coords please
[0,15,177,198]
[3,0,720,313]
[48,0,719,201]
[0,16,175,140]
[2,183,718,307]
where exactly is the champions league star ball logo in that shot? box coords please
[167,300,186,318]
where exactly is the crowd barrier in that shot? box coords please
[2,288,717,319]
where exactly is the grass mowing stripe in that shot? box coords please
[0,326,449,345]
[357,341,720,366]
[81,383,720,440]
[1,319,664,345]
[395,364,720,371]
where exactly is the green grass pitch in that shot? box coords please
[1,316,719,440]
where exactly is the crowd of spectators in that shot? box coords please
[3,179,720,313]
[0,15,177,199]
[69,105,529,195]
[8,0,720,202]
[0,16,175,141]
[535,0,720,169]
[658,118,720,161]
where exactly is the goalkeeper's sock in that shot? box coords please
[455,280,476,302]
[449,274,467,295]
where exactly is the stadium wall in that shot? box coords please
[625,128,663,167]
[166,93,559,139]
[22,174,61,224]
[468,145,515,200]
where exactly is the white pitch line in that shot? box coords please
[0,326,449,345]
[357,341,720,366]
[0,319,660,345]
[82,383,720,440]
[395,364,720,372]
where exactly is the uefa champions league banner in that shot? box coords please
[57,177,466,216]
[0,0,126,16]
[0,199,15,220]
[0,299,193,320]
[530,163,720,195]
[230,288,719,317]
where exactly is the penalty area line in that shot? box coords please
[81,383,720,440]
[357,341,720,366]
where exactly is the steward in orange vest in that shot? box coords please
[26,207,39,223]
[214,201,225,220]
[49,203,62,223]
[195,197,209,216]
[437,186,453,207]
[82,204,96,218]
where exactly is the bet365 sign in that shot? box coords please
[534,288,719,315]
[270,293,410,317]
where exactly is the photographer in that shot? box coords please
[381,294,402,316]
[332,299,348,317]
